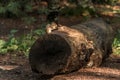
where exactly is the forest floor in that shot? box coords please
[0,50,120,80]
[0,11,120,80]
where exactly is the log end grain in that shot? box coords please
[29,34,71,75]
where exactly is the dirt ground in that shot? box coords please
[0,15,120,80]
[0,53,120,80]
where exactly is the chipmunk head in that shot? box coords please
[46,22,58,33]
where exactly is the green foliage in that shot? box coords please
[7,1,21,16]
[0,40,7,53]
[60,3,96,18]
[0,29,45,57]
[0,0,32,17]
[91,0,118,5]
[0,6,6,14]
[0,0,119,18]
[112,30,120,54]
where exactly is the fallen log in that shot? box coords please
[29,18,114,75]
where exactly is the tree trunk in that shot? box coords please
[29,18,114,75]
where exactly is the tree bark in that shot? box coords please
[29,18,114,75]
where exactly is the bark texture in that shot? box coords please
[29,18,114,75]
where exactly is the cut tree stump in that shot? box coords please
[29,18,114,75]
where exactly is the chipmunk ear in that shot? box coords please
[51,22,56,24]
[46,24,51,28]
[58,24,62,26]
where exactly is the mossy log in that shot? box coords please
[29,18,114,75]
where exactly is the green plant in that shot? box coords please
[0,28,45,57]
[91,0,118,5]
[112,30,120,54]
[7,1,21,17]
[0,29,18,54]
[0,0,32,17]
[60,0,96,17]
[0,40,7,53]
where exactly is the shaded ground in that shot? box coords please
[0,53,120,80]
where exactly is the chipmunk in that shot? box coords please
[46,22,58,33]
[46,22,68,34]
